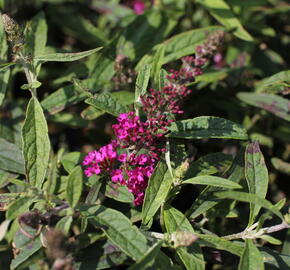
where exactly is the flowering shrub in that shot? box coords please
[0,1,290,270]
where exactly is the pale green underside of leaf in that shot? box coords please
[22,97,50,188]
[238,92,290,122]
[183,175,242,189]
[168,116,248,140]
[34,47,102,63]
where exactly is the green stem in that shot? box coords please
[18,52,37,98]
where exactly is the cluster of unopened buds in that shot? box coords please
[83,30,224,205]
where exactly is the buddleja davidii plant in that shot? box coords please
[0,13,102,269]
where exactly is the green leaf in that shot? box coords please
[271,157,290,176]
[255,70,290,93]
[41,80,92,115]
[261,247,290,269]
[66,166,83,208]
[195,70,228,83]
[197,233,243,256]
[21,81,42,90]
[0,62,15,72]
[185,152,233,178]
[238,239,264,270]
[117,10,179,60]
[76,239,127,269]
[135,64,151,104]
[0,12,9,106]
[158,26,223,65]
[238,92,290,122]
[0,138,24,174]
[46,148,63,195]
[82,205,149,261]
[259,235,282,245]
[55,216,73,235]
[61,152,85,174]
[128,241,162,270]
[34,47,102,63]
[85,177,102,205]
[85,93,130,117]
[81,106,105,120]
[105,182,134,203]
[196,0,253,41]
[154,251,175,270]
[245,141,269,226]
[0,67,10,106]
[214,191,283,220]
[142,162,172,225]
[6,197,32,220]
[168,116,248,140]
[163,207,205,270]
[152,45,165,86]
[10,237,42,269]
[22,97,50,188]
[183,175,242,189]
[24,12,47,58]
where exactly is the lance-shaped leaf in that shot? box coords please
[238,92,290,122]
[105,182,134,203]
[255,70,290,93]
[214,191,283,220]
[142,162,172,225]
[41,83,90,115]
[167,116,248,140]
[184,152,233,178]
[82,205,149,261]
[238,239,264,270]
[34,47,102,63]
[128,241,162,270]
[85,93,130,117]
[22,97,50,188]
[163,207,205,270]
[24,12,47,57]
[0,12,10,106]
[135,64,150,103]
[182,175,242,189]
[0,138,24,174]
[196,233,243,256]
[271,157,290,175]
[245,142,269,226]
[152,45,165,86]
[66,166,83,208]
[196,0,253,41]
[10,237,42,269]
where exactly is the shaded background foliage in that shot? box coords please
[0,0,290,269]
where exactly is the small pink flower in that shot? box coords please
[118,153,127,162]
[133,0,146,14]
[111,169,126,185]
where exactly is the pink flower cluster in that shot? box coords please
[83,140,155,205]
[112,112,165,158]
[83,30,224,206]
